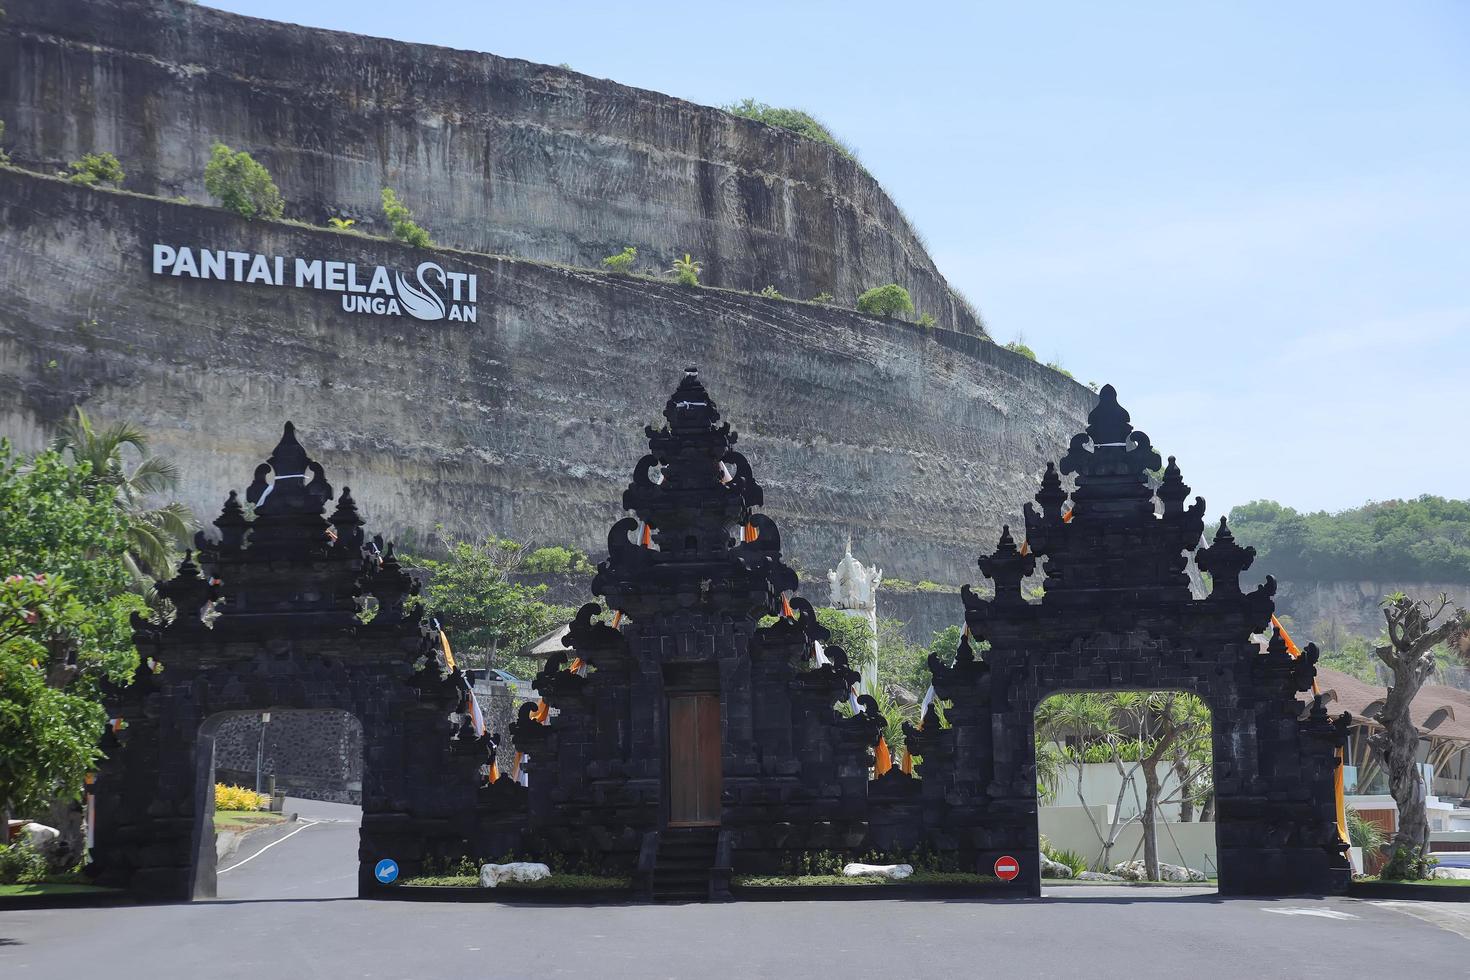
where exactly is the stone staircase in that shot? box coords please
[651,827,718,903]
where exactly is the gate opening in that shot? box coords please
[1034,690,1218,886]
[194,709,364,900]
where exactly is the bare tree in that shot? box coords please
[1371,592,1468,875]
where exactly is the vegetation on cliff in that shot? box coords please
[1228,496,1470,584]
[721,99,856,160]
[204,143,282,220]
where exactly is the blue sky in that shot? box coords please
[208,1,1469,515]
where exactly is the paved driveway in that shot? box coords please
[2,803,1464,979]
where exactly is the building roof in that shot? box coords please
[1317,666,1470,744]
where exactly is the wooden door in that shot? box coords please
[667,692,721,826]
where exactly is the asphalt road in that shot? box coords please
[2,801,1466,979]
[216,797,361,901]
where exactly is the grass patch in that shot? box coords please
[0,882,119,897]
[734,871,998,887]
[1357,876,1470,887]
[214,810,286,833]
[401,873,632,890]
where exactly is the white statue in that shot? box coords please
[828,536,882,611]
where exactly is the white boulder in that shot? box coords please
[1431,866,1470,880]
[1040,855,1073,879]
[479,862,552,888]
[18,822,61,854]
[1111,860,1207,883]
[841,862,913,880]
[1077,871,1125,881]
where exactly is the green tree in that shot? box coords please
[0,442,148,820]
[721,99,857,159]
[64,151,124,188]
[856,284,914,318]
[49,408,196,584]
[381,188,432,247]
[668,253,701,287]
[408,533,569,680]
[520,545,595,576]
[204,143,284,220]
[1228,495,1470,584]
[814,608,875,673]
[601,246,637,273]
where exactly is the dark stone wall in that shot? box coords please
[213,710,363,805]
[0,169,1093,583]
[0,0,983,336]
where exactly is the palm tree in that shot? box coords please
[49,408,196,584]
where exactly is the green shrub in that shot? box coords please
[204,143,283,219]
[381,188,432,247]
[856,284,913,318]
[1347,807,1386,853]
[917,312,936,328]
[721,99,857,160]
[327,216,355,230]
[1046,361,1073,378]
[1380,845,1436,881]
[668,253,701,287]
[64,151,125,187]
[811,291,834,304]
[0,120,11,165]
[0,841,48,885]
[1005,340,1037,361]
[602,246,637,273]
[758,285,783,299]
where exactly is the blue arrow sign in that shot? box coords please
[374,858,399,884]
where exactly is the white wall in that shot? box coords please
[1039,804,1218,874]
[1048,761,1198,821]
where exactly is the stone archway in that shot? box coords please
[906,386,1350,896]
[88,424,486,900]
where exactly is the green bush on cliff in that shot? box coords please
[602,246,637,274]
[64,152,125,188]
[204,143,283,219]
[722,99,856,160]
[856,284,913,318]
[668,253,701,287]
[381,188,432,248]
[1005,340,1037,361]
[0,120,10,166]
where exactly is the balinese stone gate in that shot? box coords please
[900,386,1351,896]
[89,424,488,899]
[512,369,882,898]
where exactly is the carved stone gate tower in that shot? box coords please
[88,424,480,899]
[907,386,1351,895]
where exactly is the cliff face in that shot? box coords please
[0,170,1092,582]
[0,0,984,336]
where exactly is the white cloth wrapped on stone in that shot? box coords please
[479,862,551,888]
[841,862,913,880]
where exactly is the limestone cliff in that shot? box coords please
[0,170,1092,582]
[0,0,984,335]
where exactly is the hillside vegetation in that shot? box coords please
[1228,496,1470,584]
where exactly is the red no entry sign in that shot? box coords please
[994,855,1020,881]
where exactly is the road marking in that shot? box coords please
[219,819,320,875]
[1261,907,1359,919]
